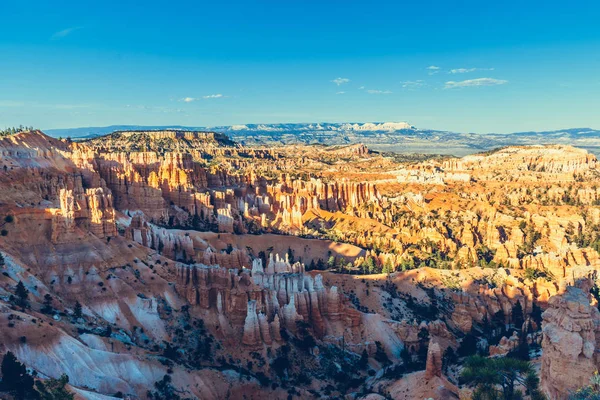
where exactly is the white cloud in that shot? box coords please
[449,68,476,74]
[444,77,508,89]
[449,67,495,74]
[51,26,83,40]
[332,77,350,86]
[426,65,441,75]
[366,89,392,94]
[400,80,424,89]
[358,86,365,90]
[336,91,346,95]
[180,94,224,101]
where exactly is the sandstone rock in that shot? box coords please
[489,331,520,356]
[257,312,272,345]
[541,286,600,399]
[242,300,261,346]
[424,341,442,379]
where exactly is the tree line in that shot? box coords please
[0,125,35,137]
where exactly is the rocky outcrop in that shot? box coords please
[124,215,194,261]
[242,300,262,346]
[372,342,459,400]
[424,341,442,379]
[445,145,598,175]
[541,286,600,399]
[489,331,520,356]
[173,252,362,347]
[448,278,533,334]
[47,183,117,243]
[90,142,383,235]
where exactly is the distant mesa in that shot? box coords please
[44,123,600,157]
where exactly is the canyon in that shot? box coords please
[1,129,600,399]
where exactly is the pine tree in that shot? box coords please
[35,373,75,400]
[42,293,53,314]
[400,347,412,368]
[365,256,376,274]
[461,356,540,400]
[442,347,457,375]
[327,255,336,269]
[316,258,325,270]
[458,331,479,357]
[73,301,83,319]
[509,334,531,361]
[0,351,35,399]
[382,258,394,275]
[531,302,543,328]
[374,341,390,366]
[493,309,506,334]
[358,349,369,369]
[14,281,29,308]
[512,301,525,330]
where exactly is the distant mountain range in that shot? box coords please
[45,123,600,156]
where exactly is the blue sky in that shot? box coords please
[1,0,599,133]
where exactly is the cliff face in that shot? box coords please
[174,254,362,348]
[0,130,382,249]
[446,145,598,175]
[541,286,600,399]
[0,131,118,244]
[91,152,381,234]
[51,185,117,242]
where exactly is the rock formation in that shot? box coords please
[424,341,443,379]
[242,300,262,346]
[541,286,600,399]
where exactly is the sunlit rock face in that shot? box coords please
[541,285,600,399]
[172,252,355,346]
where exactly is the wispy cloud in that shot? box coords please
[366,89,392,94]
[51,26,83,40]
[444,77,508,89]
[358,86,365,90]
[426,65,440,75]
[400,80,425,90]
[0,100,26,107]
[336,91,346,95]
[331,77,350,86]
[52,104,90,110]
[449,67,495,74]
[179,94,225,102]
